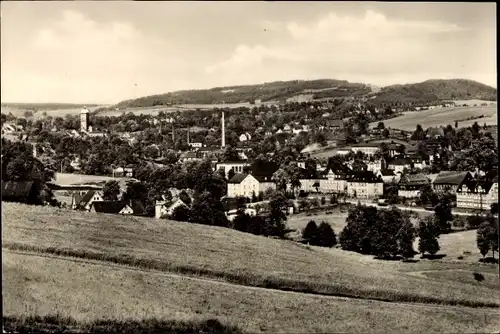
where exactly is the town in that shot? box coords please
[2,2,499,333]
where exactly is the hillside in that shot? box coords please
[3,203,500,332]
[1,103,100,111]
[371,79,497,106]
[113,79,371,108]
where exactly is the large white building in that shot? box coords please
[346,171,384,199]
[456,175,498,210]
[226,161,278,198]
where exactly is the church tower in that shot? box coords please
[80,106,89,132]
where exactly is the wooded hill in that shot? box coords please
[370,79,497,106]
[114,78,497,109]
[114,79,371,108]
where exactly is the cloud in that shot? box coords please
[205,10,494,87]
[3,10,190,103]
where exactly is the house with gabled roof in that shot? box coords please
[216,160,251,179]
[226,161,278,198]
[387,158,413,174]
[90,200,134,215]
[155,197,190,219]
[456,174,498,210]
[377,169,400,184]
[72,190,104,211]
[432,171,473,194]
[1,180,39,204]
[398,174,430,198]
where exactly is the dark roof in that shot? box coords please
[91,201,128,214]
[250,161,278,182]
[228,173,248,184]
[380,169,396,176]
[130,199,145,215]
[348,171,382,183]
[399,174,430,186]
[1,181,35,199]
[325,119,344,128]
[460,179,494,194]
[388,158,412,166]
[75,190,97,210]
[426,127,445,137]
[433,171,470,185]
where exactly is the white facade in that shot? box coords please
[217,162,250,178]
[226,208,257,221]
[291,179,323,193]
[227,174,276,198]
[155,198,189,219]
[119,205,134,215]
[81,191,103,211]
[352,146,378,156]
[80,107,89,132]
[366,160,383,174]
[388,164,411,174]
[347,181,383,199]
[398,189,421,198]
[456,183,498,210]
[319,170,348,194]
[189,142,203,148]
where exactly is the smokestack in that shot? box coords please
[221,111,226,148]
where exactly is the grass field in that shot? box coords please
[1,105,107,119]
[4,250,499,333]
[370,105,497,131]
[54,173,136,190]
[2,203,499,309]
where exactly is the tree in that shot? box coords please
[102,180,121,201]
[411,124,425,141]
[476,215,499,259]
[266,191,289,238]
[419,184,437,206]
[317,222,337,247]
[227,168,236,181]
[491,203,498,215]
[302,220,319,245]
[476,222,491,257]
[171,205,190,221]
[397,220,416,259]
[272,168,289,193]
[377,122,385,130]
[418,217,440,257]
[189,191,229,227]
[221,145,240,162]
[434,193,453,233]
[382,128,390,138]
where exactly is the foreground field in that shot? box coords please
[370,105,497,131]
[3,251,499,333]
[2,203,499,308]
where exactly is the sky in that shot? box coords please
[1,2,496,104]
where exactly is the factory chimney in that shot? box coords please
[221,111,226,148]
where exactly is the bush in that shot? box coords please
[321,196,326,205]
[317,222,337,247]
[302,221,319,244]
[171,205,190,221]
[330,194,338,205]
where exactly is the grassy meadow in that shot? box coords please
[370,105,497,131]
[2,203,499,309]
[4,250,499,333]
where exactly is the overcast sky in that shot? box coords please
[1,2,496,104]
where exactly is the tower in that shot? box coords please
[80,106,89,132]
[221,111,226,148]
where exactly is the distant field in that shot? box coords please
[3,203,499,308]
[4,251,499,333]
[54,173,136,192]
[371,105,497,131]
[1,105,107,119]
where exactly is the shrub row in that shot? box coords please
[4,242,499,308]
[2,315,242,333]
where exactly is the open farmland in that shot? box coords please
[54,173,135,189]
[1,105,107,119]
[4,250,499,333]
[3,203,499,308]
[370,105,497,131]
